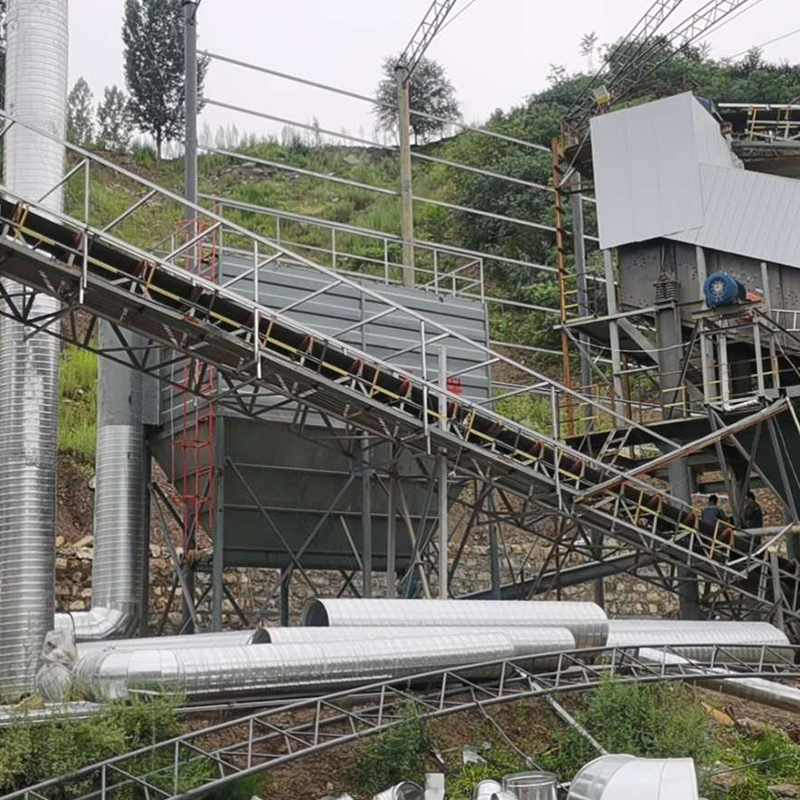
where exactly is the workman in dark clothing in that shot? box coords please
[742,490,764,529]
[700,494,728,528]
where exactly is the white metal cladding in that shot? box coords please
[591,93,707,249]
[568,755,698,800]
[262,625,575,665]
[302,599,608,649]
[592,91,800,269]
[667,162,800,268]
[607,619,789,663]
[72,633,517,701]
[0,0,68,700]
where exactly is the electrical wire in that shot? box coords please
[727,25,800,59]
[694,0,768,42]
[437,0,481,36]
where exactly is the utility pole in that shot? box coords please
[184,0,198,226]
[393,0,459,289]
[396,64,415,288]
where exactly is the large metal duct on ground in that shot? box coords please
[260,626,575,666]
[76,629,267,658]
[638,647,800,713]
[303,599,608,649]
[73,633,518,701]
[607,620,790,663]
[55,324,148,641]
[0,0,68,700]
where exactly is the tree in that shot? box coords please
[96,86,132,152]
[580,32,598,71]
[122,0,208,159]
[374,55,460,144]
[67,77,94,147]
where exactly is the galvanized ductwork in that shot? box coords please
[567,755,698,800]
[261,626,575,668]
[607,620,790,663]
[0,0,68,700]
[303,599,608,649]
[76,629,268,658]
[55,323,149,641]
[74,633,518,701]
[638,647,800,713]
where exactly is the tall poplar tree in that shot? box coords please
[122,0,208,159]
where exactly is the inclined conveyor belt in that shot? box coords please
[0,196,797,627]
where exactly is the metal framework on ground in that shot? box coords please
[8,642,800,800]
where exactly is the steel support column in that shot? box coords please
[211,416,225,631]
[361,434,373,597]
[396,66,414,288]
[656,278,700,619]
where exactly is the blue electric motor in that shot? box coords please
[704,272,746,308]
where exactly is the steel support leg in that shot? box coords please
[656,291,701,619]
[280,566,290,627]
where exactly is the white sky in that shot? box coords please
[68,0,800,143]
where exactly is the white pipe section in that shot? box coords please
[568,755,698,800]
[55,324,149,641]
[0,0,68,700]
[638,647,800,714]
[76,630,267,658]
[261,625,575,664]
[303,600,608,649]
[607,620,790,663]
[72,633,520,702]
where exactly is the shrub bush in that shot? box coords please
[345,702,433,796]
[537,680,716,781]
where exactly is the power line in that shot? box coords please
[727,25,800,59]
[437,0,481,35]
[695,0,768,40]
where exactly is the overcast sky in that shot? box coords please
[68,0,800,145]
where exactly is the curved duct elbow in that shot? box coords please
[74,633,518,702]
[303,599,608,650]
[567,755,698,800]
[56,325,148,642]
[0,0,68,700]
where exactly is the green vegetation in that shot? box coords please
[59,345,98,465]
[0,693,268,798]
[345,702,434,796]
[537,680,717,779]
[708,728,800,800]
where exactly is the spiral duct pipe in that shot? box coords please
[303,599,608,649]
[54,323,149,641]
[638,647,800,713]
[261,626,575,667]
[0,0,68,700]
[76,630,268,658]
[607,620,789,663]
[73,633,518,702]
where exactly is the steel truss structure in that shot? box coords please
[8,643,800,800]
[0,111,797,634]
